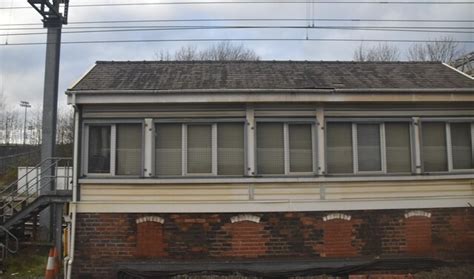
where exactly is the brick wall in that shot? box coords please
[72,208,474,278]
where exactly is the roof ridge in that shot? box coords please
[95,60,442,64]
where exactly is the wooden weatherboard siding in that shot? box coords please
[77,179,474,213]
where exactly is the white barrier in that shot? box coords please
[17,166,73,195]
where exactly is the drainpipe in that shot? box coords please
[65,100,79,279]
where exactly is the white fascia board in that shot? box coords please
[74,196,474,213]
[67,90,474,105]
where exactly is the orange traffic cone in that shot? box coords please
[52,247,60,276]
[45,248,55,279]
[45,247,58,279]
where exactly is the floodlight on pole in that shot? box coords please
[19,101,31,145]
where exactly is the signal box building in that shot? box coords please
[66,61,474,278]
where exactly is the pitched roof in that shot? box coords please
[69,61,474,92]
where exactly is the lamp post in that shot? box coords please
[20,101,31,145]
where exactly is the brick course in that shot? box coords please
[72,208,474,278]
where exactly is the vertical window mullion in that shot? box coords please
[212,123,218,176]
[380,123,387,173]
[284,123,290,175]
[316,108,325,175]
[144,119,153,177]
[246,107,256,176]
[446,122,453,172]
[182,124,187,176]
[352,123,359,173]
[110,124,116,176]
[413,117,422,174]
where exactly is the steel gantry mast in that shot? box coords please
[27,0,69,251]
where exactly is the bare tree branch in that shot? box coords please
[155,42,259,61]
[353,43,400,62]
[407,36,463,63]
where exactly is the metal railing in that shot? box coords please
[0,157,72,224]
[0,226,19,262]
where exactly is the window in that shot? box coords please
[385,122,412,173]
[116,124,143,175]
[327,123,353,174]
[326,121,412,174]
[154,122,245,176]
[155,124,182,176]
[88,125,111,174]
[85,123,143,176]
[257,122,315,175]
[357,124,382,172]
[451,123,473,170]
[422,122,448,172]
[289,124,314,173]
[257,123,284,174]
[187,125,212,174]
[218,123,245,175]
[421,121,474,172]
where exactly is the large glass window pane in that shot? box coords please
[289,124,313,172]
[257,123,284,174]
[155,124,182,176]
[116,124,142,175]
[218,123,245,175]
[187,125,212,174]
[451,123,473,169]
[357,124,382,172]
[326,123,353,174]
[385,122,412,173]
[88,126,111,173]
[422,122,447,172]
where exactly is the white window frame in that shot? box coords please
[82,120,145,177]
[326,118,414,175]
[154,119,247,177]
[420,119,474,174]
[256,119,317,176]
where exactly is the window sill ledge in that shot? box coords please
[78,173,474,185]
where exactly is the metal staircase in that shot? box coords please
[0,157,72,267]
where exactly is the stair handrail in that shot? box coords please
[0,158,72,219]
[0,157,71,197]
[0,226,19,254]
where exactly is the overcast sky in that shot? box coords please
[0,0,473,108]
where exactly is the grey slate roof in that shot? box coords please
[70,61,474,92]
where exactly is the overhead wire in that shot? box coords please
[1,25,473,37]
[1,37,474,47]
[2,1,474,10]
[1,24,472,32]
[1,18,473,27]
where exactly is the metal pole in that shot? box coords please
[39,21,62,242]
[23,106,27,145]
[20,101,31,145]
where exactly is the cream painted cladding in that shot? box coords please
[77,103,474,213]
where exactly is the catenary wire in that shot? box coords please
[2,1,474,10]
[1,18,473,27]
[2,37,474,46]
[1,26,474,37]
